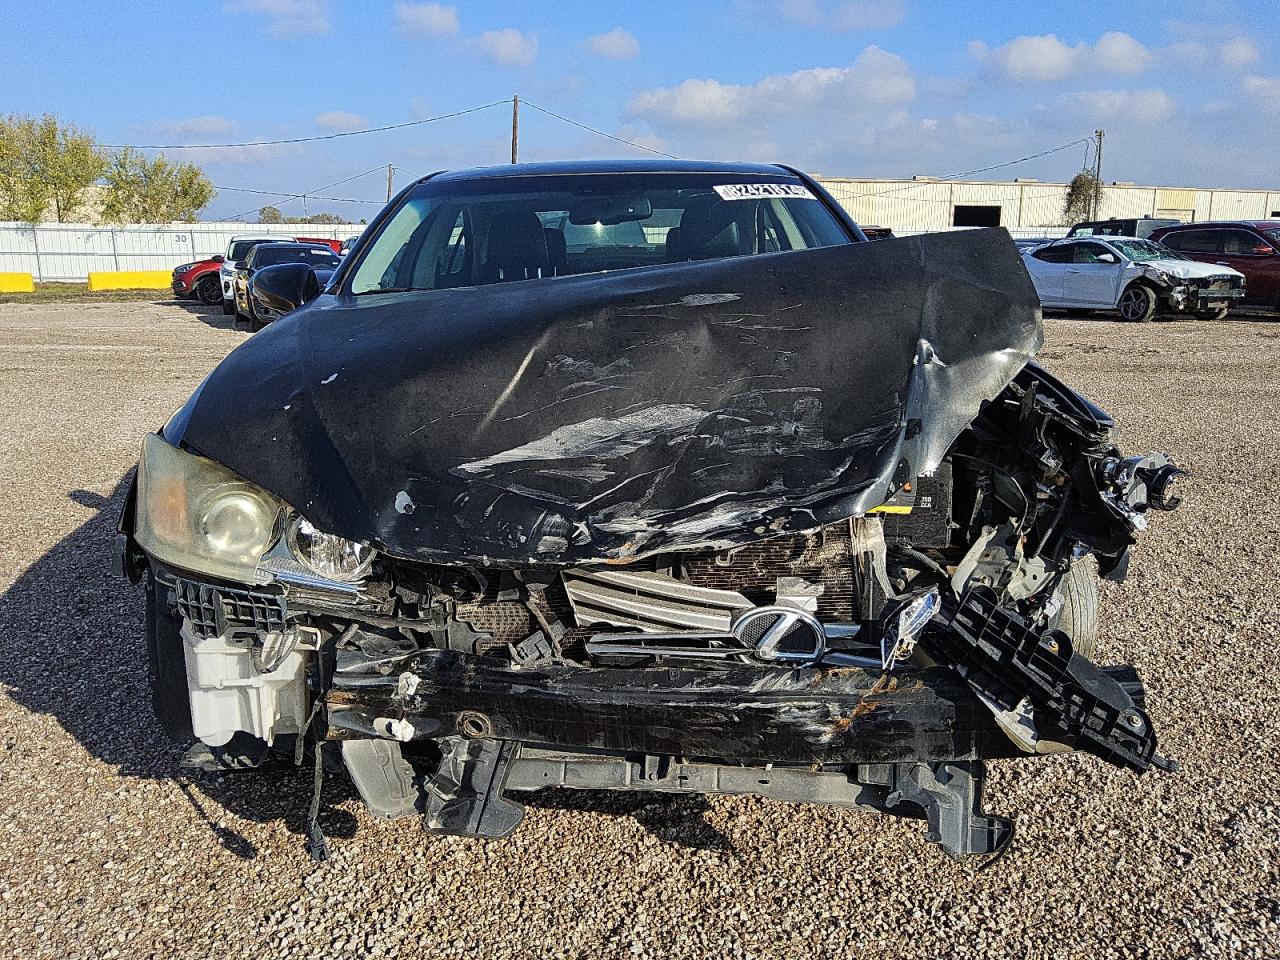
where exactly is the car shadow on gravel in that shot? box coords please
[172,299,242,332]
[0,474,357,860]
[520,790,734,852]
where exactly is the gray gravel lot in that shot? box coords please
[0,300,1277,959]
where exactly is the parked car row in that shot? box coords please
[169,232,360,324]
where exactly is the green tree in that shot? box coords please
[0,114,107,222]
[101,148,215,223]
[258,205,284,223]
[1062,171,1100,225]
[33,116,106,221]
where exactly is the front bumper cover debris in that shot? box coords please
[322,598,1169,858]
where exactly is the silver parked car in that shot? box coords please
[1022,237,1245,321]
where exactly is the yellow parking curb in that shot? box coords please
[86,270,172,291]
[0,272,35,293]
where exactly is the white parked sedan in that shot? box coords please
[1022,237,1245,321]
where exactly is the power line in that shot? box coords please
[520,100,678,159]
[103,100,512,150]
[215,185,382,203]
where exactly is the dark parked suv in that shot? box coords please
[1149,221,1280,311]
[1068,217,1180,239]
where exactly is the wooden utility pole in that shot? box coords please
[511,95,519,164]
[1092,128,1105,220]
[386,163,393,201]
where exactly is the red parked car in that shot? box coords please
[170,258,224,305]
[294,236,343,255]
[1149,220,1280,312]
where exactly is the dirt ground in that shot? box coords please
[0,300,1276,959]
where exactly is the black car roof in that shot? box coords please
[425,159,797,183]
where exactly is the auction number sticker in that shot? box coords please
[713,183,817,201]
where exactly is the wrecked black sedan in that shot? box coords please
[118,160,1181,860]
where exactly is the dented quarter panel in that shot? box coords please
[169,230,1040,566]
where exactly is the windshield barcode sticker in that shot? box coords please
[713,183,817,202]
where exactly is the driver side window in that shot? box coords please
[1072,242,1112,264]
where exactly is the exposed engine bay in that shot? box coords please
[120,228,1182,861]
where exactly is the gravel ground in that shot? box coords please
[0,301,1277,960]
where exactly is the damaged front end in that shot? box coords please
[120,229,1181,860]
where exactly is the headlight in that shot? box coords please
[175,262,197,274]
[134,433,284,583]
[285,515,375,582]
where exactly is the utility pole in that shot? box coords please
[1092,128,1105,220]
[386,163,394,201]
[511,94,519,165]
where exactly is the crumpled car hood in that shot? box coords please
[1144,258,1244,281]
[170,230,1042,566]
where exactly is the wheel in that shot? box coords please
[1195,305,1229,321]
[1049,556,1099,660]
[196,275,222,305]
[1117,284,1157,322]
[246,295,265,331]
[220,296,234,316]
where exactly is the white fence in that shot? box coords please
[0,222,365,282]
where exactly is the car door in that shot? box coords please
[1063,241,1124,306]
[1215,228,1280,305]
[1024,243,1073,304]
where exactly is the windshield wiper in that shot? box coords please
[353,286,427,296]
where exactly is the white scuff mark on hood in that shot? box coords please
[321,373,338,385]
[456,404,708,476]
[394,491,416,514]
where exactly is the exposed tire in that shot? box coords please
[1049,556,1099,660]
[1117,284,1157,322]
[1195,305,1229,321]
[220,297,234,316]
[196,275,222,305]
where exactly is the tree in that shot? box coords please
[0,115,48,221]
[0,114,105,222]
[100,148,215,223]
[33,116,106,221]
[1062,171,1100,225]
[256,206,349,225]
[258,205,284,223]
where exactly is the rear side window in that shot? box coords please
[1032,244,1073,263]
[1161,229,1220,253]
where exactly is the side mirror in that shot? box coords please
[211,255,225,264]
[252,262,321,317]
[1096,252,1118,264]
[1251,244,1275,256]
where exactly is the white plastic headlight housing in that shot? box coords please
[285,515,375,582]
[133,433,284,583]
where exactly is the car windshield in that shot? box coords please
[229,240,277,261]
[257,247,340,267]
[1109,238,1178,262]
[348,172,850,295]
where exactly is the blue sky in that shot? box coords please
[3,0,1277,220]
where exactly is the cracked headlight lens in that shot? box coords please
[286,515,375,582]
[134,433,284,583]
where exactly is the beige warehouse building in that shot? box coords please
[813,176,1280,235]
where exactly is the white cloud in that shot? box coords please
[479,28,538,67]
[1242,74,1280,110]
[751,0,906,32]
[222,0,330,38]
[585,27,640,60]
[1221,37,1260,69]
[1062,88,1176,122]
[394,2,458,39]
[969,31,1151,82]
[315,111,368,132]
[630,45,914,126]
[143,116,237,139]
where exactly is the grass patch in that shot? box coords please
[0,282,176,304]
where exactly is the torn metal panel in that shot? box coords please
[168,230,1041,566]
